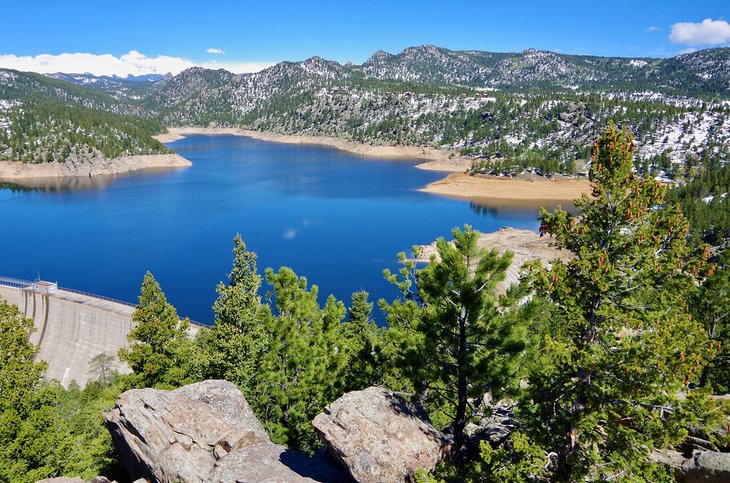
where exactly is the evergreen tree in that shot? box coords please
[382,225,528,463]
[516,122,712,480]
[339,290,383,391]
[692,248,730,392]
[203,234,264,388]
[119,272,200,388]
[250,267,346,453]
[87,352,117,385]
[0,300,72,482]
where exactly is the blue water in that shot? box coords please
[1,135,547,324]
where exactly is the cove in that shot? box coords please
[1,135,548,324]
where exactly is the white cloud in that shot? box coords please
[283,229,297,239]
[0,50,275,76]
[206,48,225,55]
[645,25,661,32]
[669,18,730,46]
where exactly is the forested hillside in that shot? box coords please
[2,45,728,173]
[0,69,168,163]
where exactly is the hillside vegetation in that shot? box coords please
[1,45,729,173]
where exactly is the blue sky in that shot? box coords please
[1,0,728,75]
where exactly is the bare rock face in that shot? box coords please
[312,386,452,482]
[104,380,270,482]
[464,393,516,446]
[208,443,350,483]
[650,449,730,482]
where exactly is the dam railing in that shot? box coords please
[0,276,204,326]
[0,276,135,307]
[0,276,34,289]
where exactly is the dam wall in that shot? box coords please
[0,278,204,388]
[0,278,136,387]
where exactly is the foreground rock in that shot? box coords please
[313,386,452,482]
[105,380,348,482]
[650,449,730,482]
[105,380,269,481]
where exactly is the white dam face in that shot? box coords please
[0,282,134,387]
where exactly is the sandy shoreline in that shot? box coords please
[421,172,591,202]
[0,154,191,180]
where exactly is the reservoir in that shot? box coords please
[1,135,547,323]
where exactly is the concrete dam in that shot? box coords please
[0,277,201,387]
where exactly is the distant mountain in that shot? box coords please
[355,45,730,94]
[45,72,166,100]
[47,72,165,86]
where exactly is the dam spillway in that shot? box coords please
[0,277,135,387]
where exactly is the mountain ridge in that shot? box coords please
[0,44,729,173]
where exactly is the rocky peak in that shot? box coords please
[363,49,394,65]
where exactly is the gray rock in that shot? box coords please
[313,386,452,482]
[104,380,270,482]
[208,443,351,483]
[650,449,730,483]
[464,394,515,446]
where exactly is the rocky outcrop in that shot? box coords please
[105,380,270,482]
[464,393,515,447]
[313,386,452,482]
[104,380,349,483]
[650,449,730,482]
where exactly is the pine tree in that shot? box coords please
[119,272,199,388]
[0,300,72,482]
[250,267,346,453]
[382,225,528,463]
[339,290,383,391]
[203,234,264,388]
[518,121,712,480]
[692,248,730,392]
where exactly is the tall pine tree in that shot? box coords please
[517,121,712,480]
[382,225,528,463]
[203,234,264,389]
[119,272,199,388]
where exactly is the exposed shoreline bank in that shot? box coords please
[0,154,192,181]
[420,172,592,202]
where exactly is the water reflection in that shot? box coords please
[0,167,181,192]
[470,198,579,218]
